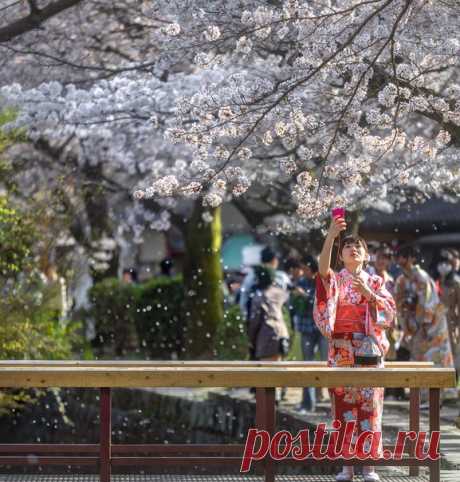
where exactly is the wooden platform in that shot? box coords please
[0,361,453,482]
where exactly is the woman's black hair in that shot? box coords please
[376,244,393,259]
[339,234,369,254]
[284,257,301,271]
[160,257,173,276]
[253,265,275,290]
[261,246,278,263]
[303,255,319,273]
[397,245,421,261]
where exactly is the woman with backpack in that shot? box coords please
[248,265,290,364]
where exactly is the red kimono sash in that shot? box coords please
[334,304,366,334]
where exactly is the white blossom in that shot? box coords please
[1,0,459,233]
[204,26,221,42]
[161,22,181,36]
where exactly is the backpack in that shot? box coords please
[245,265,275,321]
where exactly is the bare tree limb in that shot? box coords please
[0,0,83,43]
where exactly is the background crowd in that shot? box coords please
[230,243,460,412]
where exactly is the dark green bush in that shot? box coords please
[89,275,253,360]
[89,275,184,359]
[89,278,138,357]
[214,305,249,360]
[133,275,184,359]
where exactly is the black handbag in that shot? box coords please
[354,303,383,366]
[279,337,290,357]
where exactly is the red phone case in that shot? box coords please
[332,207,345,219]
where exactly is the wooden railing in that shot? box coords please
[0,360,455,482]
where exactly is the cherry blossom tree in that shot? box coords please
[2,0,460,356]
[140,0,460,222]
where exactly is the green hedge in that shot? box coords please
[89,277,138,357]
[89,276,253,360]
[89,275,184,359]
[214,305,249,360]
[133,275,184,359]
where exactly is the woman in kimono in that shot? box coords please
[394,246,454,373]
[313,215,396,482]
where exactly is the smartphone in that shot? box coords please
[331,207,345,219]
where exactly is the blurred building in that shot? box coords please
[360,197,460,271]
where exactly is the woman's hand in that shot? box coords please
[352,275,375,301]
[319,215,346,279]
[327,216,347,239]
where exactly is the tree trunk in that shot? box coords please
[182,201,224,359]
[349,209,362,236]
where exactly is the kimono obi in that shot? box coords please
[334,303,366,334]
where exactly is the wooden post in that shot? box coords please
[100,388,112,482]
[429,388,440,482]
[409,388,420,476]
[256,388,276,482]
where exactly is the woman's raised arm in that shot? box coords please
[318,216,347,278]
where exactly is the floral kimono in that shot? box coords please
[394,265,454,368]
[380,271,400,361]
[313,268,396,451]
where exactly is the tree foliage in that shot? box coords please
[0,113,79,413]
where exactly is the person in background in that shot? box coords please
[225,274,242,306]
[374,246,405,400]
[41,263,69,325]
[239,246,291,322]
[122,268,138,284]
[373,245,395,291]
[445,249,460,428]
[438,249,460,375]
[388,241,403,281]
[248,264,290,403]
[447,248,460,277]
[160,257,174,277]
[290,255,327,413]
[395,245,455,403]
[365,242,379,276]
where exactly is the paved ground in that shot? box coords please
[0,475,451,481]
[223,386,460,482]
[275,387,460,470]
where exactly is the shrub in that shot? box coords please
[132,275,184,359]
[88,278,138,357]
[214,305,249,360]
[89,275,184,359]
[0,202,79,414]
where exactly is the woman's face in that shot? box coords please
[340,239,367,267]
[451,257,460,272]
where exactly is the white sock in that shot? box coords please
[340,466,354,475]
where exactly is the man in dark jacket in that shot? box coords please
[290,255,327,412]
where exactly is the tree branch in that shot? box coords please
[0,0,83,43]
